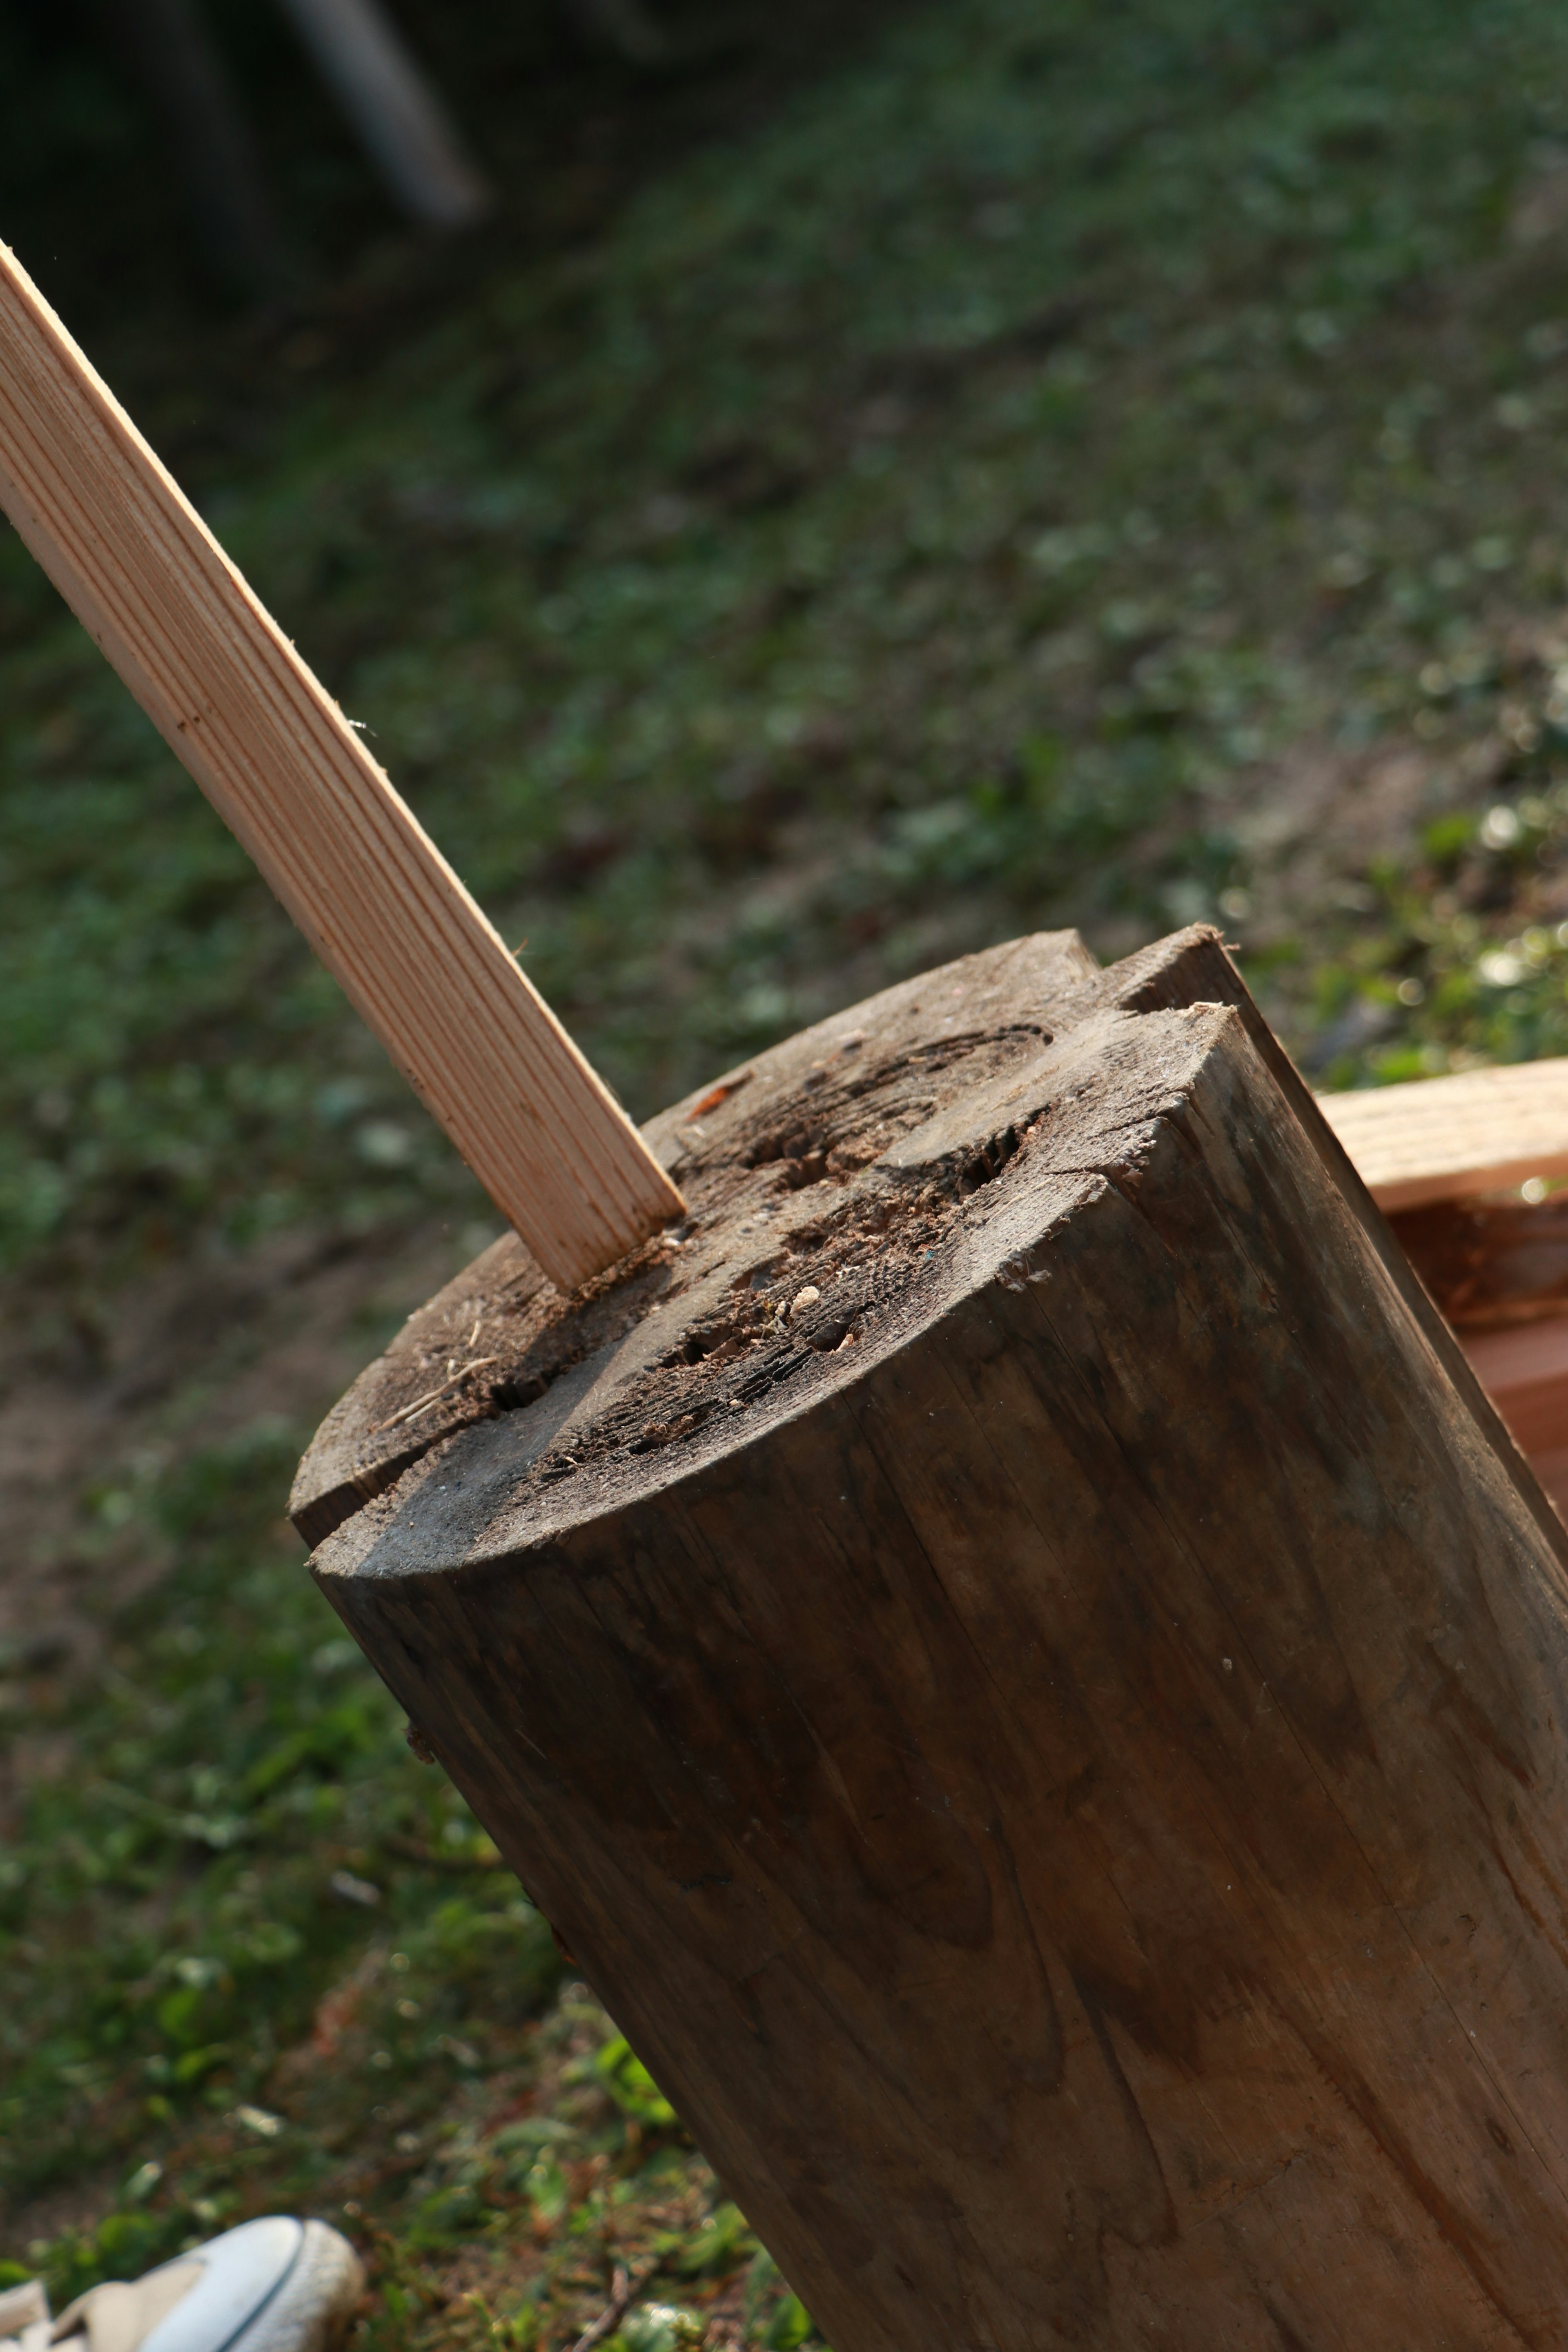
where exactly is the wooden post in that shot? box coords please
[270,0,492,229]
[299,925,1568,2350]
[0,242,682,1292]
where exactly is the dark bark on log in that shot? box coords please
[1103,926,1568,1566]
[301,929,1568,2350]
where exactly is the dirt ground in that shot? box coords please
[0,1215,481,1828]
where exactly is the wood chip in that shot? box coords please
[370,1357,499,1433]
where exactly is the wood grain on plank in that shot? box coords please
[0,241,682,1293]
[1321,1056,1568,1209]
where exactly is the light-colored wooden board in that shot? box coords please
[0,242,682,1293]
[1320,1056,1568,1209]
[1319,1057,1568,1473]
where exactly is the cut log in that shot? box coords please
[292,924,1551,1555]
[302,925,1568,2351]
[1321,1053,1568,1209]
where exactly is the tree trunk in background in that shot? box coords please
[270,0,490,229]
[564,0,670,68]
[95,0,287,293]
[303,929,1568,2350]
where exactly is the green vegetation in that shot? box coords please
[0,1423,804,2349]
[12,0,1568,1277]
[9,0,1568,2339]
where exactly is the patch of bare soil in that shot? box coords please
[1226,737,1446,937]
[0,1218,483,1813]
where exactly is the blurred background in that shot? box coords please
[8,0,1568,2342]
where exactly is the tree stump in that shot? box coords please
[296,927,1568,2352]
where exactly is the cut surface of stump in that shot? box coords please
[292,924,1539,1550]
[295,926,1110,1544]
[300,928,1568,2352]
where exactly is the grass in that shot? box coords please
[0,1421,808,2349]
[12,0,1568,1279]
[9,0,1568,2338]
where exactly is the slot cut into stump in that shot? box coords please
[299,925,1568,2352]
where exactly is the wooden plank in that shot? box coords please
[1527,1438,1568,1521]
[0,241,684,1294]
[1320,1056,1568,1209]
[1454,1311,1568,1522]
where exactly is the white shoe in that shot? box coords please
[0,2217,363,2352]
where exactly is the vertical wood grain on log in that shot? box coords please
[306,931,1568,2350]
[1105,924,1568,1565]
[0,243,682,1292]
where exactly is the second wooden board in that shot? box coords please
[1321,1055,1568,1209]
